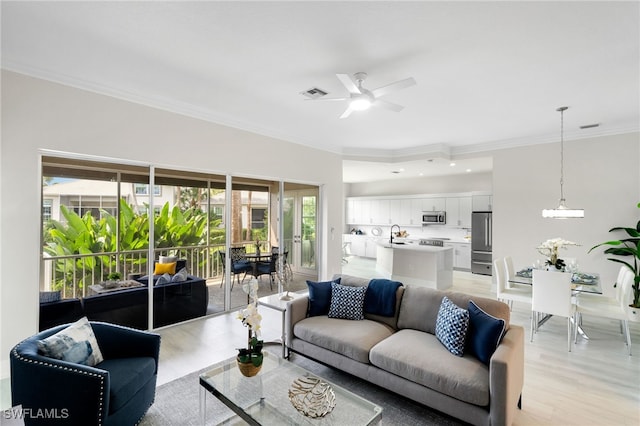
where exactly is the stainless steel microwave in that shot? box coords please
[422,211,446,225]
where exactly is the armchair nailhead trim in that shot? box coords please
[12,339,107,426]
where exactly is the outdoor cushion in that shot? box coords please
[293,316,394,363]
[154,262,176,275]
[370,329,490,406]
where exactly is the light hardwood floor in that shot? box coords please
[93,257,640,424]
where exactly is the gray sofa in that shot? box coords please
[284,274,525,426]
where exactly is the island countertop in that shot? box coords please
[376,242,453,289]
[376,241,453,251]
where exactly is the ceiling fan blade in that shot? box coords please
[307,97,349,101]
[371,77,416,98]
[339,106,354,119]
[374,99,404,112]
[336,74,362,94]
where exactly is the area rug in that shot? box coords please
[140,351,465,425]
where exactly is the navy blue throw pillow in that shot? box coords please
[466,300,506,365]
[306,278,341,317]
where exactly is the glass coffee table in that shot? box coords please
[199,352,382,425]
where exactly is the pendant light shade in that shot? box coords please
[542,107,584,219]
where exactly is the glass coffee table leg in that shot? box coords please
[199,384,206,425]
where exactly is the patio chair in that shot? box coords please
[219,249,251,290]
[255,252,278,290]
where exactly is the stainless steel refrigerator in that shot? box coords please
[471,211,492,275]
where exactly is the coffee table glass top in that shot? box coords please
[199,352,382,425]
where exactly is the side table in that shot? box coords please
[257,292,305,358]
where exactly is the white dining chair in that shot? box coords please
[531,269,575,352]
[494,258,532,310]
[574,268,633,355]
[503,256,528,289]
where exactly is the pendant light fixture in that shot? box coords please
[542,106,585,218]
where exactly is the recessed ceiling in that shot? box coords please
[2,1,638,180]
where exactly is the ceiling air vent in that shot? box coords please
[300,87,328,99]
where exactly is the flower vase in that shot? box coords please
[236,356,262,377]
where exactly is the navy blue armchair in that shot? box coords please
[10,321,160,425]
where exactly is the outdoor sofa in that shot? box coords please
[40,274,208,330]
[285,274,525,426]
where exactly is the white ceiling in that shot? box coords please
[2,1,638,183]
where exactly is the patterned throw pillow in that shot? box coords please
[328,282,367,320]
[37,317,104,366]
[435,296,469,356]
[466,300,506,364]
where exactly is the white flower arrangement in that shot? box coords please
[237,278,262,337]
[537,238,579,269]
[237,278,263,366]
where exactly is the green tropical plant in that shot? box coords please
[589,202,640,308]
[43,199,220,293]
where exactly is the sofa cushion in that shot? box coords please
[293,316,394,363]
[97,356,156,413]
[37,317,104,366]
[306,278,341,317]
[466,300,506,365]
[397,287,511,334]
[435,296,469,356]
[369,329,490,406]
[328,282,367,320]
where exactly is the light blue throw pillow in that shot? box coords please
[435,296,469,356]
[37,317,104,366]
[171,267,188,282]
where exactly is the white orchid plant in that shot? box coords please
[537,238,579,270]
[237,278,263,366]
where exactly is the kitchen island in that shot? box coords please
[376,241,453,289]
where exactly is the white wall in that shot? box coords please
[0,71,344,377]
[492,132,640,295]
[345,171,492,197]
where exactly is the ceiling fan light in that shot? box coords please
[350,98,371,111]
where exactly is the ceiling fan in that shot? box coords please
[313,72,417,119]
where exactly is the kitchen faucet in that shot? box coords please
[390,224,401,244]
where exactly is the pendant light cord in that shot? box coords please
[557,106,568,203]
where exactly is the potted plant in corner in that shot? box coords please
[589,202,640,318]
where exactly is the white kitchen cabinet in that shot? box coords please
[389,199,413,226]
[422,198,446,212]
[349,235,366,257]
[445,197,472,228]
[456,243,471,270]
[445,242,472,270]
[410,199,426,225]
[365,238,379,258]
[370,199,391,225]
[472,195,493,212]
[346,199,356,224]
